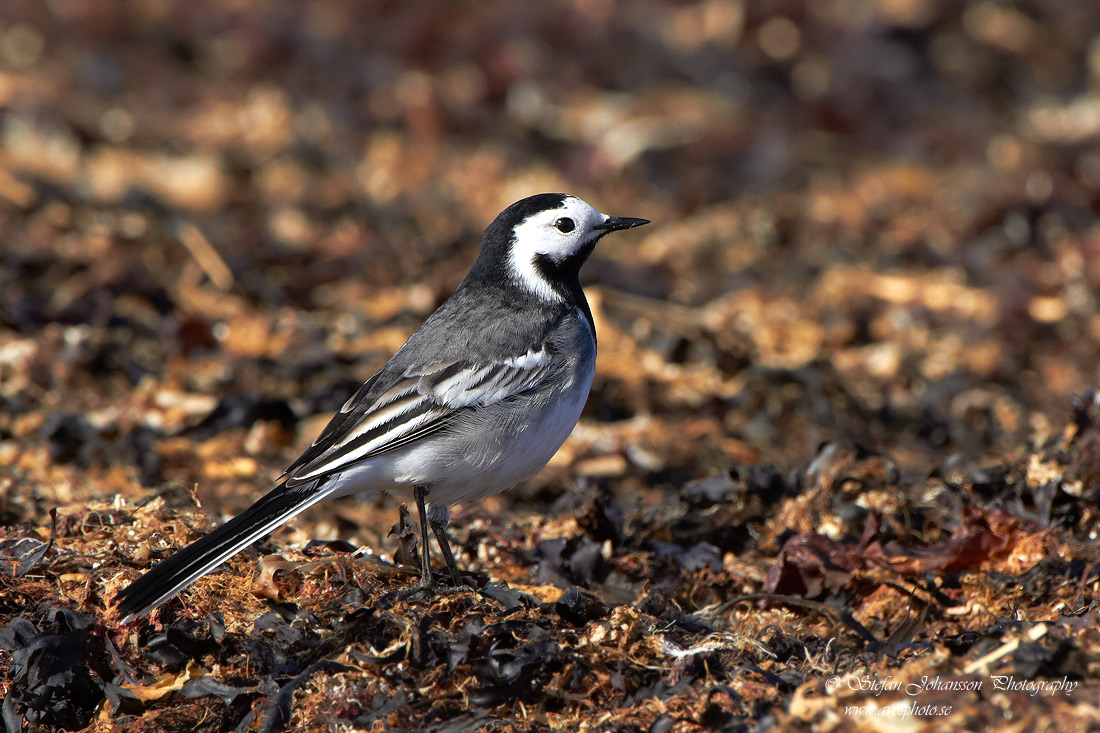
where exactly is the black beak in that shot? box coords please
[598,216,650,232]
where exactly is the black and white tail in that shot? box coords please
[114,479,332,623]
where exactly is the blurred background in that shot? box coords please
[2,0,1100,538]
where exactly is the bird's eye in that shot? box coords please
[554,217,575,233]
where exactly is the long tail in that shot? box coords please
[114,478,332,623]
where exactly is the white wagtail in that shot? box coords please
[115,193,649,622]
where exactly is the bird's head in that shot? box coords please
[474,193,649,303]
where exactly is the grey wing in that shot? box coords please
[282,346,556,487]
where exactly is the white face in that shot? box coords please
[508,196,609,301]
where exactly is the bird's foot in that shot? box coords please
[392,572,473,602]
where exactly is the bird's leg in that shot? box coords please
[393,486,467,600]
[427,505,464,587]
[412,484,434,590]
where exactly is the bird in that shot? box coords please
[114,193,649,622]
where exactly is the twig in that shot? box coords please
[962,623,1049,674]
[715,593,880,646]
[178,222,233,291]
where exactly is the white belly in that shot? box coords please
[326,366,594,507]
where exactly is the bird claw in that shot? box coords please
[391,571,473,602]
